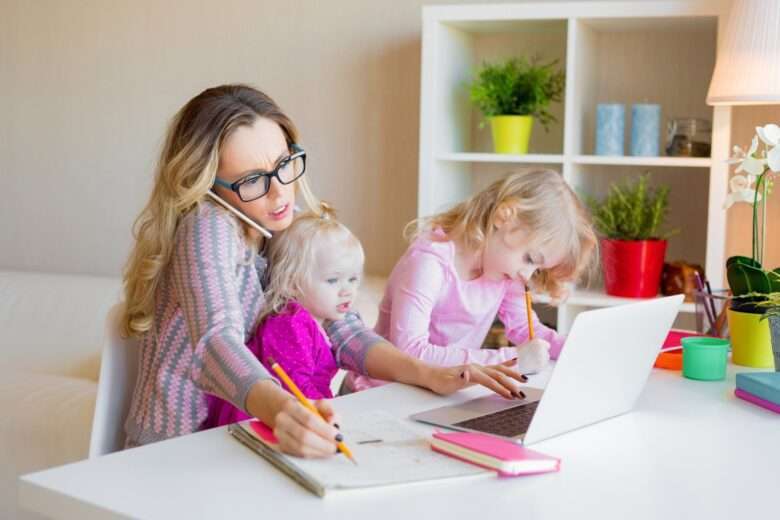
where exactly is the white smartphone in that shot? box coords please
[206,190,272,238]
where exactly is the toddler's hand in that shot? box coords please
[515,338,550,374]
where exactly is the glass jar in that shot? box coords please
[666,118,711,157]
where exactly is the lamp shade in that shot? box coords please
[706,0,780,105]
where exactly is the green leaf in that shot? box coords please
[727,262,772,296]
[726,255,762,269]
[770,268,780,292]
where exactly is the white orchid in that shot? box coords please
[726,124,778,210]
[725,124,779,268]
[735,136,767,176]
[724,173,762,209]
[756,123,780,172]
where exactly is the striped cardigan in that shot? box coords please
[124,201,381,447]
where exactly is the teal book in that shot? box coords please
[736,372,780,405]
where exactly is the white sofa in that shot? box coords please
[1,269,384,519]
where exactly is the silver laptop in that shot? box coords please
[411,295,684,444]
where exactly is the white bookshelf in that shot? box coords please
[418,1,733,333]
[437,152,565,164]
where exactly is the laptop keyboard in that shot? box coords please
[453,401,539,438]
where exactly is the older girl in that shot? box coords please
[346,170,597,392]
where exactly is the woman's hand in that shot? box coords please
[246,380,341,458]
[273,398,344,458]
[424,359,528,398]
[515,338,551,375]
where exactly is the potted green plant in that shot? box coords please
[724,124,780,367]
[469,57,564,154]
[588,174,676,298]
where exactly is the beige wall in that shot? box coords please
[0,0,750,281]
[6,0,581,278]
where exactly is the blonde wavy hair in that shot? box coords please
[121,85,319,338]
[406,169,597,299]
[262,204,364,321]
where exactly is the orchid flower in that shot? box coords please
[735,136,767,176]
[724,173,762,209]
[756,123,780,172]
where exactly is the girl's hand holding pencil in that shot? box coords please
[518,285,551,374]
[515,338,551,375]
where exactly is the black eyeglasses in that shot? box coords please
[213,144,306,202]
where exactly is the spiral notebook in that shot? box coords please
[228,410,489,497]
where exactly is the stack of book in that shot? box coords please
[735,372,780,414]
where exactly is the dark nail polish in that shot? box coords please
[334,423,341,430]
[335,433,344,442]
[335,446,340,454]
[520,375,528,382]
[460,371,466,379]
[515,390,526,399]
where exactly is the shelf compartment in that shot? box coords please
[568,16,717,157]
[430,19,567,156]
[437,152,565,164]
[572,155,711,167]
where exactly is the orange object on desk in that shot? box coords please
[653,329,704,370]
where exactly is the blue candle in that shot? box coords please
[595,104,625,156]
[630,103,661,156]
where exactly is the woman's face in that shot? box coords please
[215,117,297,234]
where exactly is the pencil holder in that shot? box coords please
[693,289,730,337]
[682,337,729,381]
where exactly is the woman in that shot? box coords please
[121,84,524,457]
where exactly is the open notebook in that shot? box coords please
[228,410,489,497]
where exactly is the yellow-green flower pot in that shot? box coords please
[490,115,533,154]
[727,308,775,368]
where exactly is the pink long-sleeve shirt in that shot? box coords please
[346,228,565,391]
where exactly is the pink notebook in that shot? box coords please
[431,431,560,477]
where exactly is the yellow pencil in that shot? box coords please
[525,286,535,340]
[268,358,357,465]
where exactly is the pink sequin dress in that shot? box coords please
[206,301,339,427]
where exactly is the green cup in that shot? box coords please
[682,337,730,381]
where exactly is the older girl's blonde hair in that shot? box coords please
[262,204,364,321]
[407,169,596,298]
[121,85,319,338]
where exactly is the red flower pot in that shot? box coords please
[601,238,667,298]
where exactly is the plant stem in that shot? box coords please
[753,174,759,262]
[762,171,768,265]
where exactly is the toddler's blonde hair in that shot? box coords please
[262,203,364,320]
[407,169,596,298]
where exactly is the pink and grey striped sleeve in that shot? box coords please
[324,311,383,374]
[171,209,274,413]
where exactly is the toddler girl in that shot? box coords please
[208,206,372,425]
[346,169,597,392]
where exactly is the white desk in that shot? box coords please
[20,364,778,520]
